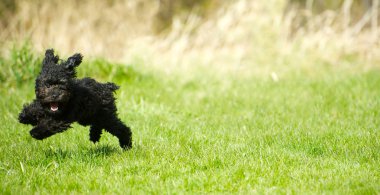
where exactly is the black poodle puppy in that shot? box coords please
[19,49,132,149]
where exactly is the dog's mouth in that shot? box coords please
[50,103,59,112]
[42,100,67,113]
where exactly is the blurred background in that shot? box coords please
[1,1,379,193]
[0,0,379,75]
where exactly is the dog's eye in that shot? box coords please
[46,84,51,88]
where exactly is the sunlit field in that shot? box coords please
[0,0,379,193]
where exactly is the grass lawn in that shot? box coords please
[0,50,379,194]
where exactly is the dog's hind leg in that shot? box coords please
[103,117,132,149]
[89,125,102,143]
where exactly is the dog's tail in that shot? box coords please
[106,82,120,92]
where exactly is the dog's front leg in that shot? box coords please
[19,100,44,126]
[29,125,55,140]
[30,118,72,140]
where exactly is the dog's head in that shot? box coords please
[35,49,83,114]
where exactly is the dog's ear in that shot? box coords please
[65,53,83,69]
[42,49,59,67]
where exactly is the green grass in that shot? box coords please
[0,49,379,194]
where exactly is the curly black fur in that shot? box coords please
[19,49,132,149]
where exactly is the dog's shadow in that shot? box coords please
[87,145,121,156]
[44,145,120,160]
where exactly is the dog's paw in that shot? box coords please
[119,138,132,150]
[18,112,37,125]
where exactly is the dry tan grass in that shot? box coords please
[0,0,158,58]
[1,0,379,76]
